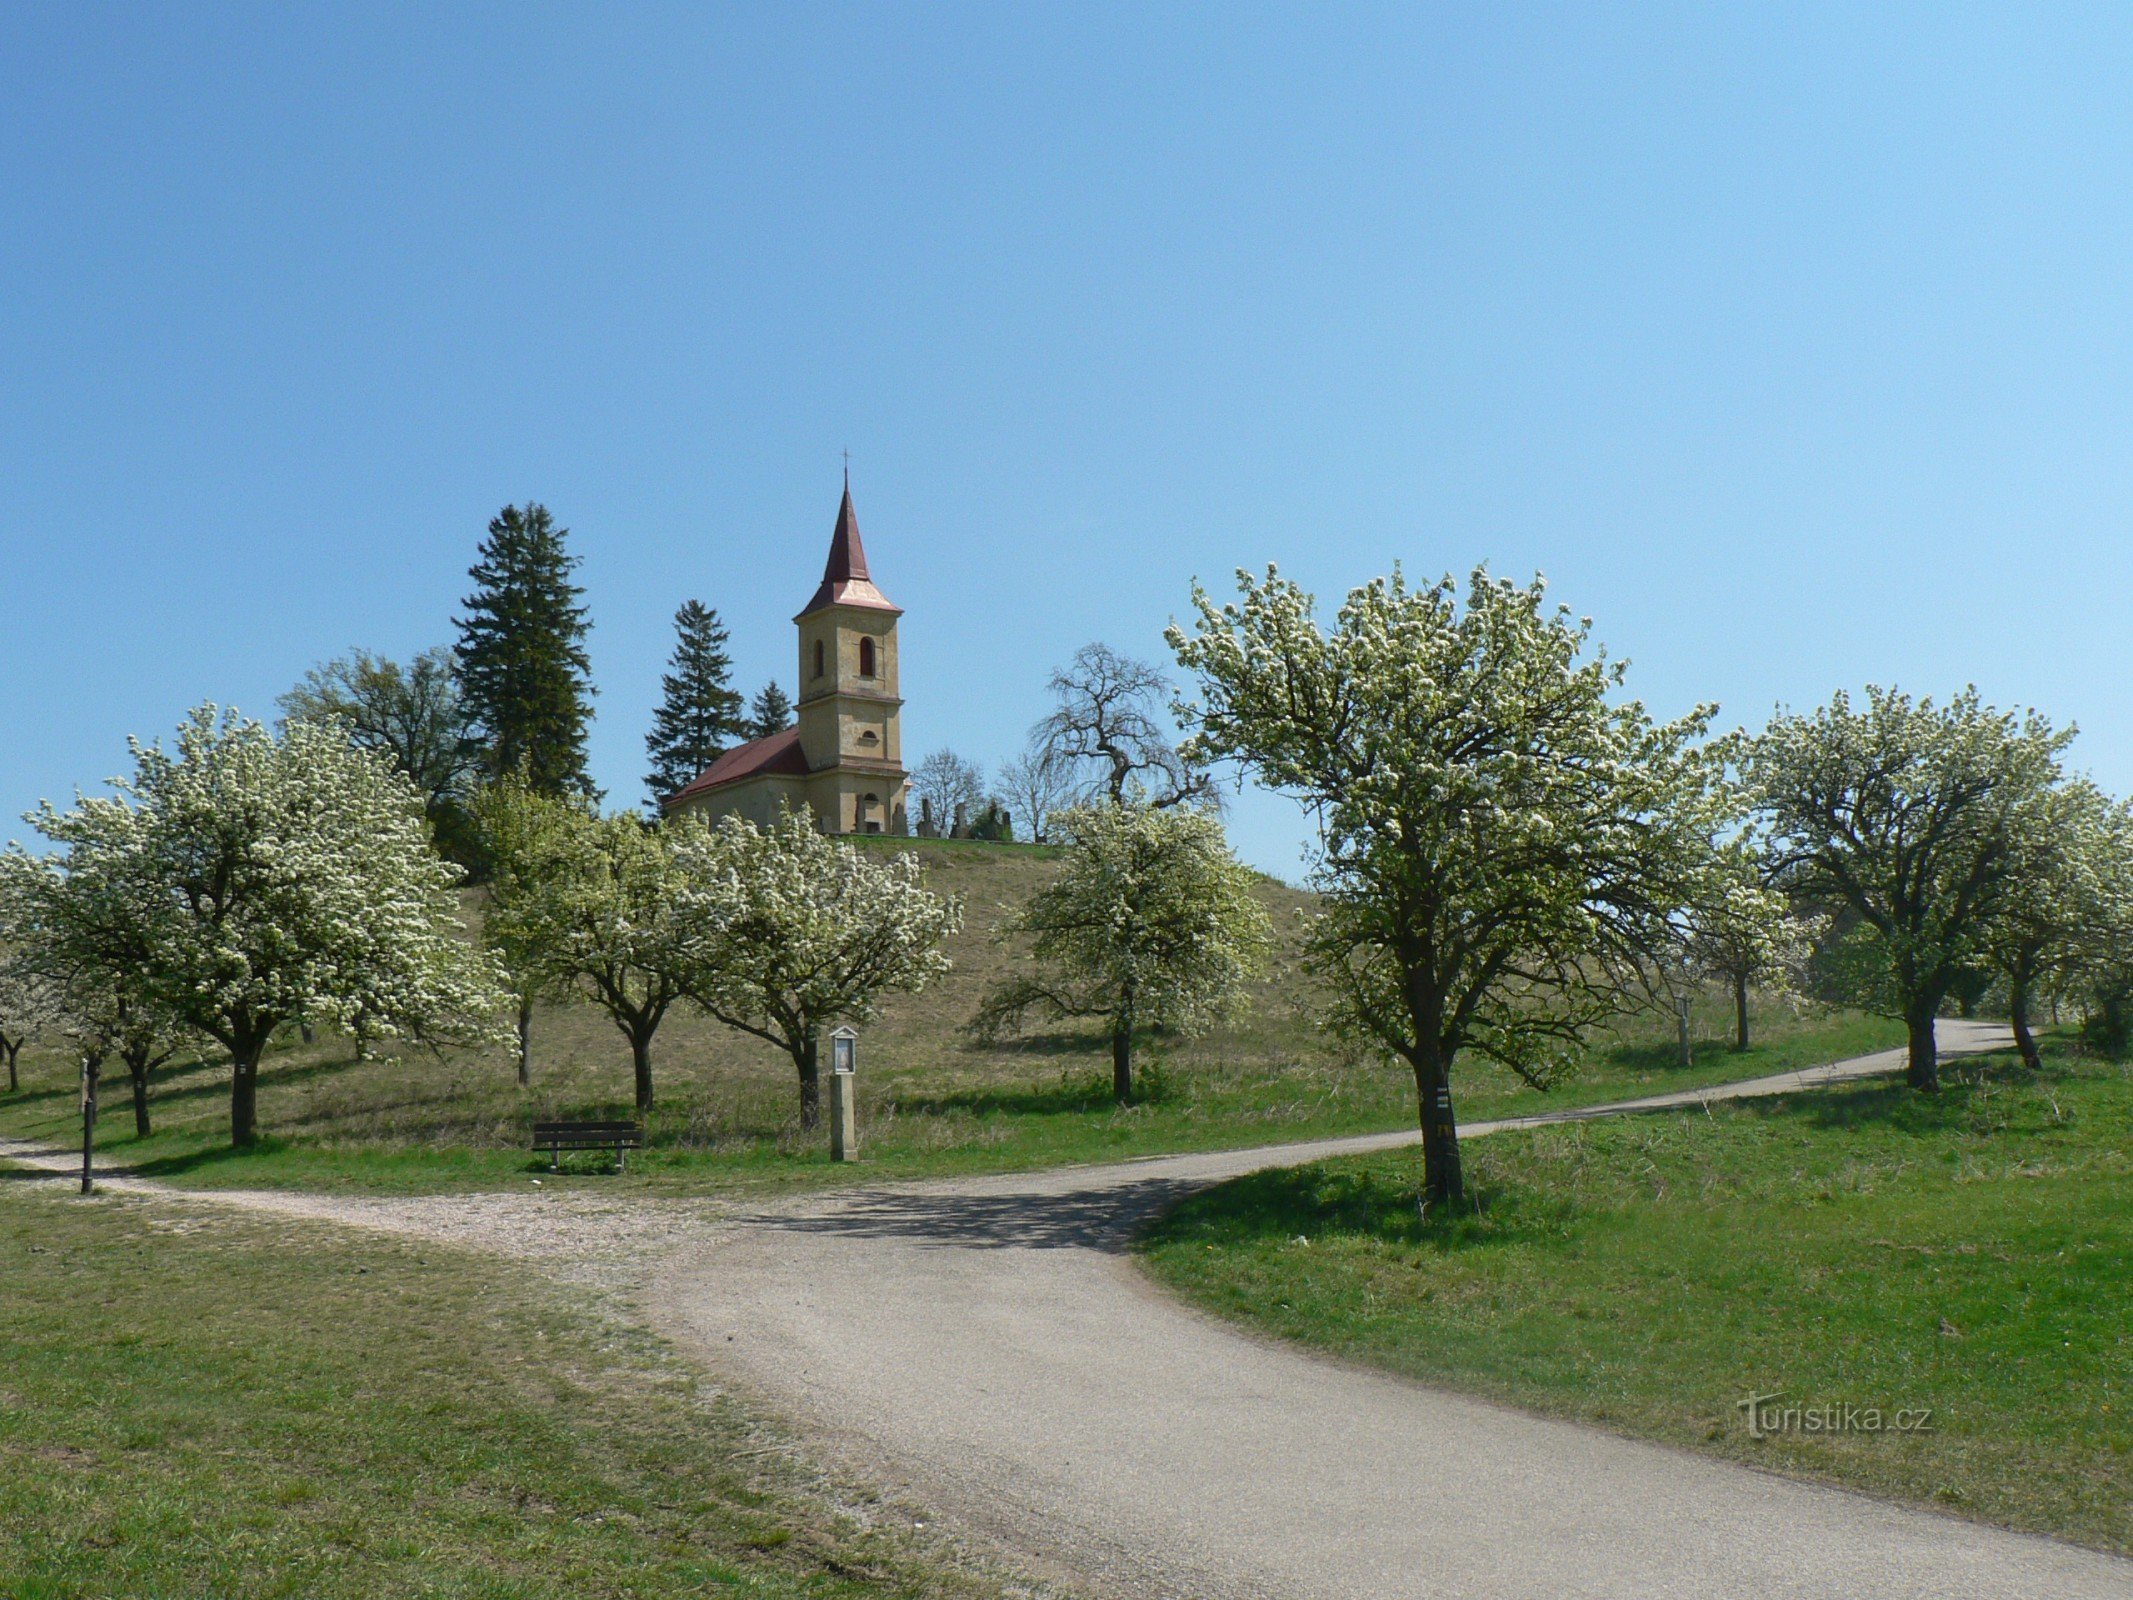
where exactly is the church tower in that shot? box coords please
[793,480,908,833]
[661,480,909,834]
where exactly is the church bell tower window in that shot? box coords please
[859,637,876,678]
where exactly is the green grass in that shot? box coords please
[0,837,1900,1195]
[1138,1038,2133,1552]
[0,1178,1015,1599]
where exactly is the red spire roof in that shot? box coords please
[797,480,900,618]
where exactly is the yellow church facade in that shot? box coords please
[662,484,910,834]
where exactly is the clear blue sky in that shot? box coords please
[6,5,2131,878]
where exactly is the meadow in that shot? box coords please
[1139,1038,2133,1552]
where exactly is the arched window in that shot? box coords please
[859,636,876,678]
[861,792,882,834]
[813,639,825,679]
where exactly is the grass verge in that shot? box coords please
[0,1180,1016,1599]
[1138,1040,2132,1552]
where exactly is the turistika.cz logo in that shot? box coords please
[1736,1391,1935,1439]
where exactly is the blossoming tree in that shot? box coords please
[20,707,508,1146]
[671,809,961,1128]
[0,949,60,1094]
[1682,842,1824,1052]
[0,836,181,1137]
[972,803,1271,1102]
[479,784,699,1113]
[1742,686,2070,1091]
[1169,566,1724,1209]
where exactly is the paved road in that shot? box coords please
[9,1021,2127,1597]
[653,1020,2133,1598]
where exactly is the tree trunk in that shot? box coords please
[1111,1022,1134,1104]
[2009,976,2042,1073]
[1904,1003,1940,1093]
[4,1039,17,1093]
[798,1035,821,1131]
[80,1056,100,1195]
[1412,1046,1466,1210]
[516,997,533,1088]
[1734,975,1751,1053]
[631,1031,654,1116]
[231,1051,260,1147]
[128,1057,152,1139]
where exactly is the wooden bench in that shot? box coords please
[532,1120,646,1173]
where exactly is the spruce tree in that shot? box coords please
[747,681,795,740]
[645,600,745,802]
[454,503,596,796]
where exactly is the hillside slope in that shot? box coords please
[0,839,1901,1192]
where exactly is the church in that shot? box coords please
[662,482,910,834]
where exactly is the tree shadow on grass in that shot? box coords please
[1138,1161,1583,1258]
[121,1140,294,1182]
[887,1076,1145,1120]
[1596,1038,1742,1075]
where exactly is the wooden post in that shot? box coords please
[80,1056,99,1196]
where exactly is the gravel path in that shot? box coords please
[9,1020,2127,1597]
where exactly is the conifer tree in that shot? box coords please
[644,601,744,803]
[747,681,795,741]
[454,503,596,796]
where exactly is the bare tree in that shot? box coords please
[912,749,987,833]
[995,742,1087,844]
[1036,643,1212,809]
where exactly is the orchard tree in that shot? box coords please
[455,503,597,796]
[672,809,961,1128]
[0,839,180,1137]
[1036,642,1211,809]
[471,779,576,1086]
[0,884,163,1171]
[0,950,59,1093]
[746,682,794,741]
[1683,843,1824,1051]
[279,646,481,858]
[1986,780,2133,1071]
[22,708,508,1147]
[1743,686,2069,1091]
[1169,566,1723,1208]
[481,787,696,1113]
[973,804,1271,1102]
[645,600,746,805]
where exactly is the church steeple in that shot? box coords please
[797,480,900,618]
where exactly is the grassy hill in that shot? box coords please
[0,838,1901,1194]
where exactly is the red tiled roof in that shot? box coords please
[797,483,900,618]
[661,725,811,807]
